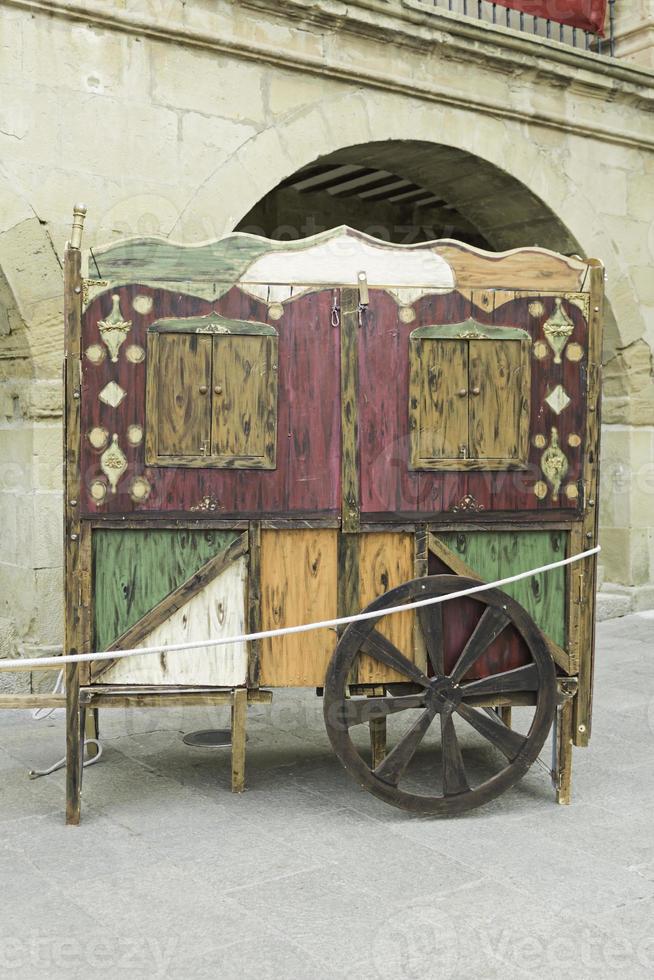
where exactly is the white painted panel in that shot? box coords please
[100,557,248,686]
[239,228,455,297]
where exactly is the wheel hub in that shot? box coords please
[428,675,462,711]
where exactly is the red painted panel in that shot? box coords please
[428,553,530,679]
[80,286,341,517]
[359,290,587,518]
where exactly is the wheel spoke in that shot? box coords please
[456,701,528,760]
[374,704,437,786]
[360,630,431,688]
[441,713,469,796]
[418,605,444,676]
[342,694,427,727]
[449,606,510,685]
[460,663,540,698]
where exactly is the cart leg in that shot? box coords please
[555,697,574,805]
[65,663,82,826]
[499,706,512,728]
[369,717,387,770]
[231,688,248,793]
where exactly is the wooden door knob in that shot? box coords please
[458,389,467,397]
[214,385,223,395]
[471,387,481,395]
[199,385,208,394]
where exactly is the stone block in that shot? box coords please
[31,424,63,492]
[60,94,179,185]
[598,527,633,586]
[179,112,258,188]
[0,218,62,314]
[596,588,632,621]
[604,339,653,397]
[30,492,63,570]
[20,14,150,101]
[150,44,266,122]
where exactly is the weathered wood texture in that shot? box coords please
[409,335,529,469]
[360,290,587,517]
[93,528,240,651]
[91,232,587,294]
[98,557,248,686]
[81,286,340,515]
[437,244,587,291]
[573,263,603,746]
[428,529,567,678]
[356,533,415,684]
[64,243,84,825]
[340,288,360,531]
[212,335,277,465]
[149,333,212,457]
[259,529,338,686]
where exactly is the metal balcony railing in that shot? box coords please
[417,1,618,57]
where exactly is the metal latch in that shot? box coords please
[459,445,468,459]
[357,271,369,326]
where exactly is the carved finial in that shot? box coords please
[70,203,87,250]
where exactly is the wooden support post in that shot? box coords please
[573,263,603,748]
[63,218,85,825]
[555,697,575,805]
[369,716,387,770]
[499,706,512,728]
[231,688,248,793]
[65,660,82,825]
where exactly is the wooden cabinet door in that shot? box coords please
[468,339,526,461]
[211,335,277,468]
[153,334,212,457]
[409,338,468,467]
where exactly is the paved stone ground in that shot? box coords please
[1,612,653,980]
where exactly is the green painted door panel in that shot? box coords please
[437,530,567,648]
[93,529,240,650]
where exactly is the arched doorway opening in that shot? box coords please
[235,140,580,256]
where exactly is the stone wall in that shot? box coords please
[1,0,654,678]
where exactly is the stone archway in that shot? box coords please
[169,89,640,361]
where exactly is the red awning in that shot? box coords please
[492,1,607,35]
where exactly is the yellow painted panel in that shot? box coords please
[357,532,415,684]
[259,529,338,687]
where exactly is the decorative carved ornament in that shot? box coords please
[540,427,569,500]
[190,494,219,513]
[100,434,128,494]
[82,279,108,308]
[99,380,127,409]
[545,384,571,415]
[543,297,574,364]
[99,295,132,362]
[565,292,590,322]
[452,494,486,513]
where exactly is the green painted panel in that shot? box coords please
[93,529,240,650]
[438,530,567,647]
[411,319,529,341]
[149,312,277,335]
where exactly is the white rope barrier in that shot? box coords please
[0,546,600,672]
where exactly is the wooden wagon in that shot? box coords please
[61,207,602,823]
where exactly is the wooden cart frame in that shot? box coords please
[41,209,601,822]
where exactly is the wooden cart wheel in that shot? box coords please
[323,575,557,816]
